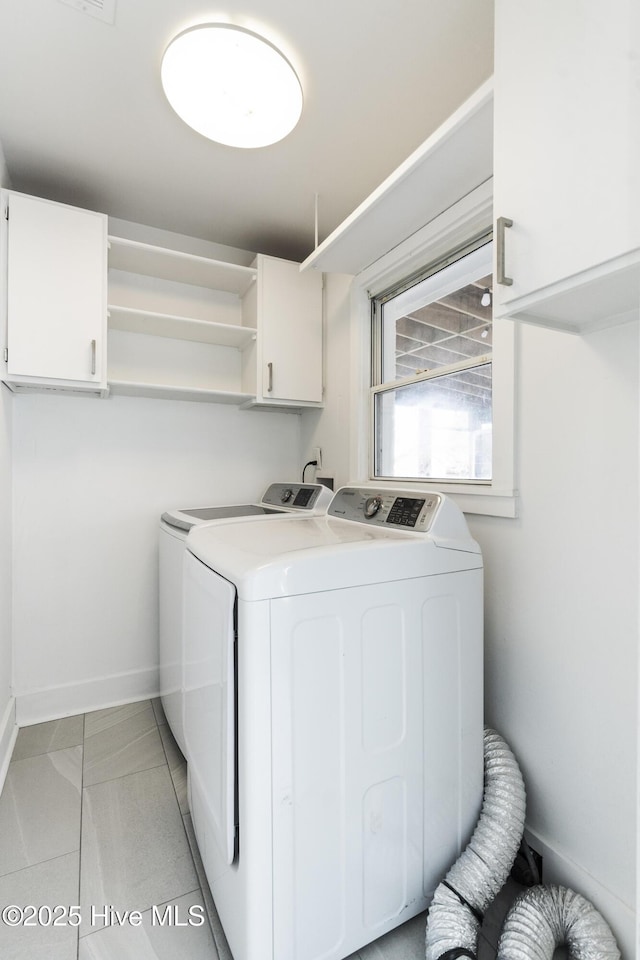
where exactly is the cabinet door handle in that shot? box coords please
[267,361,273,393]
[496,216,513,286]
[90,339,97,376]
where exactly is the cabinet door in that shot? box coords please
[6,192,107,383]
[259,256,323,403]
[493,0,640,317]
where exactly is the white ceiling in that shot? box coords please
[0,0,494,262]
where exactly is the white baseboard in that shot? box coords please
[14,667,159,727]
[524,827,634,958]
[0,696,18,794]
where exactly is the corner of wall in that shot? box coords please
[0,135,16,778]
[0,696,17,794]
[0,138,12,190]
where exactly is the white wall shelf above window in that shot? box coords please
[107,235,257,296]
[301,79,493,277]
[107,305,257,348]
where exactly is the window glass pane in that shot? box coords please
[374,363,492,481]
[380,242,493,383]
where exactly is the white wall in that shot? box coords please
[0,378,12,752]
[12,393,301,723]
[300,272,353,488]
[0,141,15,785]
[468,319,637,953]
[317,275,638,951]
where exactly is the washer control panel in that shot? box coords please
[329,487,442,531]
[261,483,324,510]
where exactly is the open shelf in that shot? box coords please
[301,79,493,276]
[107,380,255,404]
[107,305,256,347]
[108,236,257,295]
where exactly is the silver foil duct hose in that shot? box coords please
[425,728,621,960]
[496,884,621,960]
[425,728,527,960]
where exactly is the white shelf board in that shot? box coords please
[240,398,323,413]
[108,380,255,404]
[301,78,493,276]
[108,236,257,295]
[107,305,257,347]
[494,251,640,334]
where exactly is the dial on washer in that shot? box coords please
[364,496,383,518]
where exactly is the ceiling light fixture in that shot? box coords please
[481,288,492,307]
[161,24,303,149]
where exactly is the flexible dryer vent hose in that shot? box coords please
[425,728,527,960]
[425,728,621,960]
[497,884,620,959]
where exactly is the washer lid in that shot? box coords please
[160,481,333,530]
[161,482,333,532]
[187,510,482,601]
[161,503,282,532]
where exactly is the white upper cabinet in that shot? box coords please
[493,0,640,332]
[242,254,323,407]
[2,191,108,392]
[107,242,323,408]
[0,193,322,406]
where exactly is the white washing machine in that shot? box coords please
[183,486,484,960]
[159,482,333,755]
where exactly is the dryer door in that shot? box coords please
[184,551,237,867]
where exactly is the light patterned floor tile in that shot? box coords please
[80,765,198,935]
[0,747,82,877]
[151,698,167,727]
[12,716,84,762]
[78,891,218,959]
[84,700,151,739]
[0,851,79,960]
[159,723,188,814]
[83,702,165,787]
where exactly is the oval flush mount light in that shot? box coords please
[161,24,303,148]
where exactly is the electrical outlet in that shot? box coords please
[312,446,322,470]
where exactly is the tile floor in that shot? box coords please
[0,698,526,960]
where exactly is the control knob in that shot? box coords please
[280,488,294,503]
[364,495,383,518]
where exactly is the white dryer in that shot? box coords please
[183,486,484,960]
[159,482,332,755]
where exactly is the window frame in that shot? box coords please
[348,179,518,518]
[371,235,494,484]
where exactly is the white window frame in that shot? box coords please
[348,179,518,518]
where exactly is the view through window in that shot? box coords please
[372,239,493,482]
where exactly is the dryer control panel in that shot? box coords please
[329,487,442,532]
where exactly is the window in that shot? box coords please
[348,182,515,517]
[371,238,493,483]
